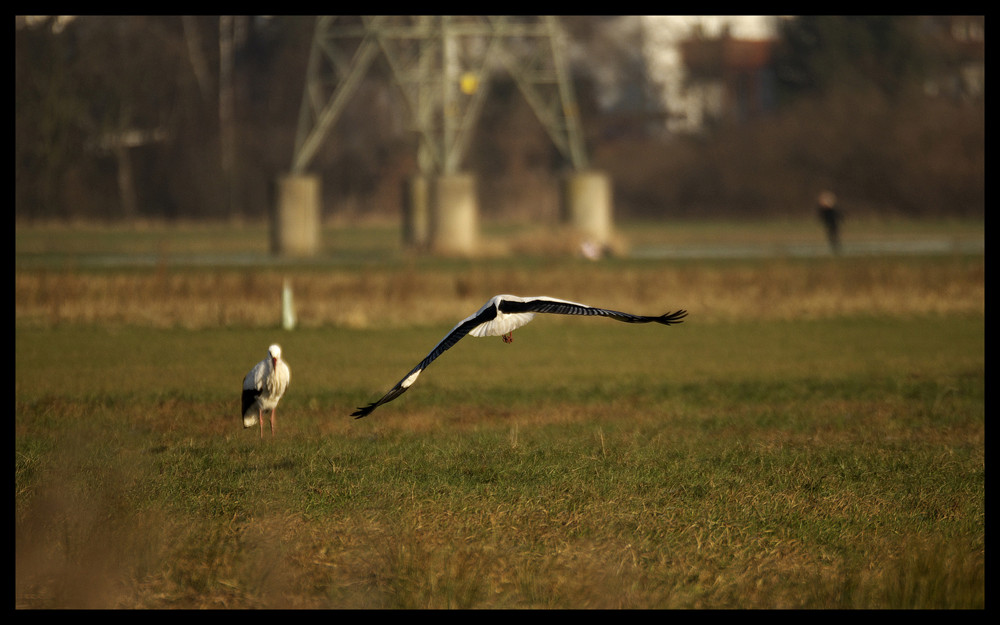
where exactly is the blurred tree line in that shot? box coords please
[15,15,983,223]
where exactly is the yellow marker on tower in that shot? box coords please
[460,72,479,95]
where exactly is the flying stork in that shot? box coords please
[242,344,290,438]
[352,295,687,418]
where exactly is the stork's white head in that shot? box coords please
[268,344,282,367]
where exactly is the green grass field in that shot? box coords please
[15,220,984,608]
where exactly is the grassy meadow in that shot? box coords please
[15,219,984,608]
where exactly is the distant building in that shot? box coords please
[643,15,782,133]
[576,16,783,135]
[920,16,985,101]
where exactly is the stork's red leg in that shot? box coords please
[502,332,513,343]
[259,409,264,439]
[270,408,277,437]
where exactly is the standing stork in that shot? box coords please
[352,295,687,418]
[242,344,290,438]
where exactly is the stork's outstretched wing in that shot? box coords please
[500,296,688,325]
[351,303,498,418]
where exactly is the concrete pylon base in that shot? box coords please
[561,170,613,247]
[273,174,321,257]
[429,173,479,256]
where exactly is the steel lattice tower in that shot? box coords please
[291,15,588,176]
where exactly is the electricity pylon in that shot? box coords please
[291,15,588,176]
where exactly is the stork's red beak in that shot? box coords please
[272,357,278,368]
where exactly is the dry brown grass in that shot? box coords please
[14,255,984,330]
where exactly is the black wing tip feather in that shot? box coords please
[352,385,407,418]
[352,404,376,419]
[658,309,688,325]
